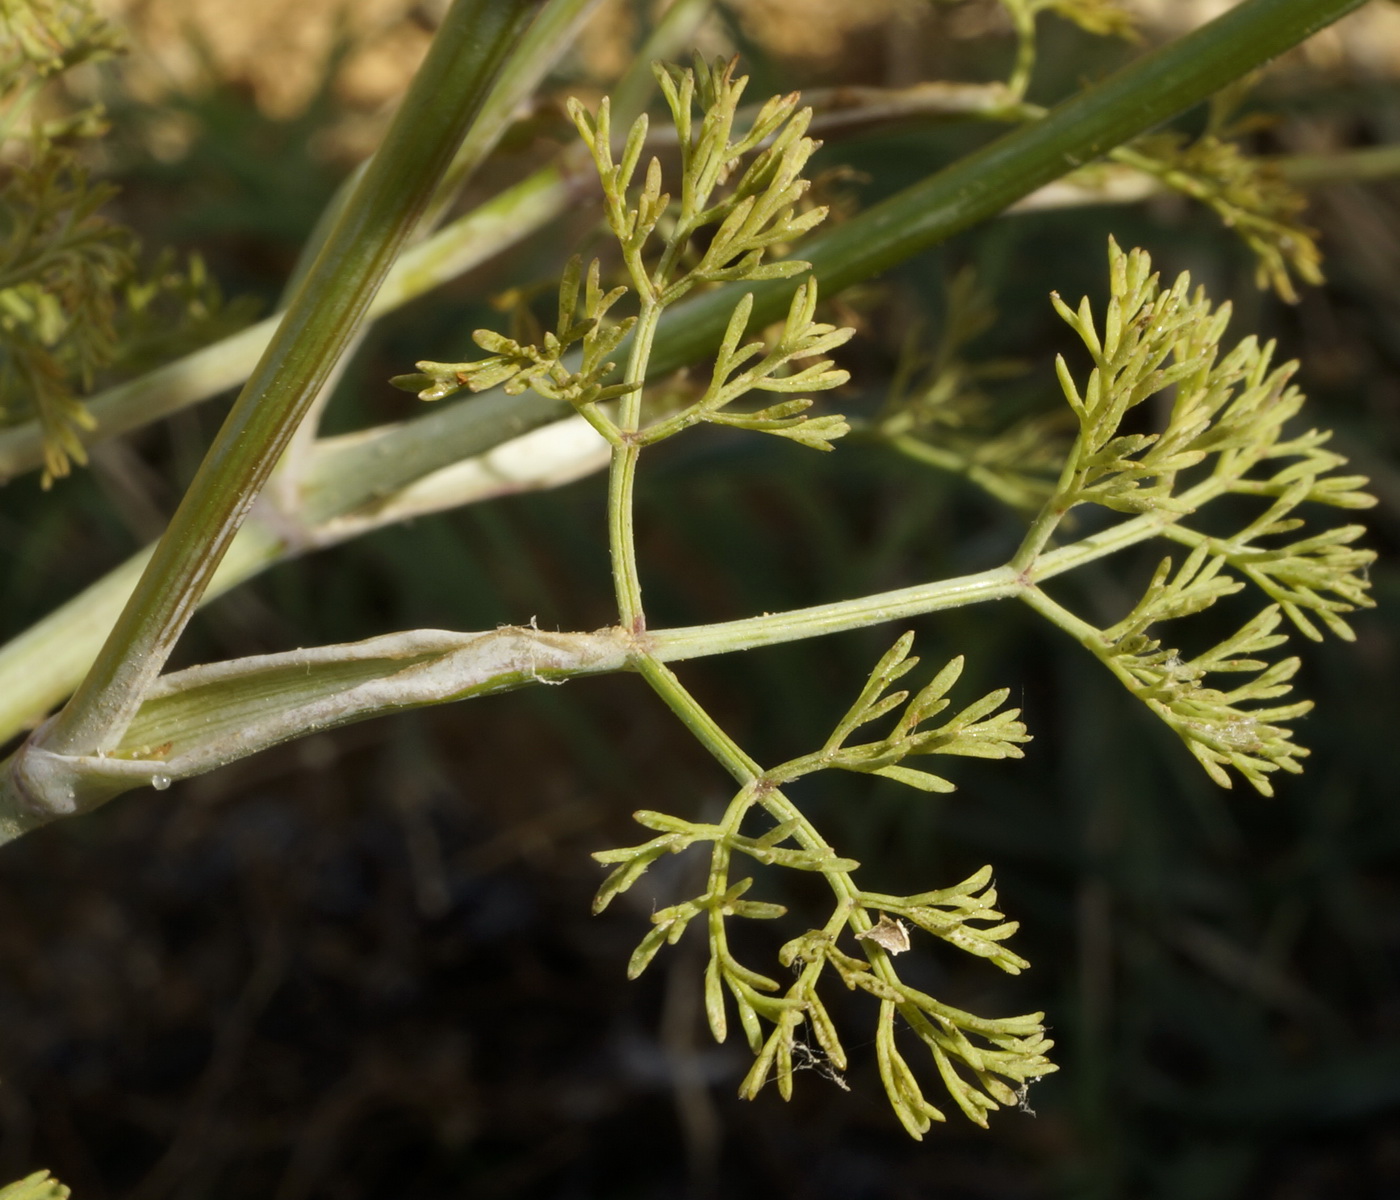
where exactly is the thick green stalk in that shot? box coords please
[40,0,541,756]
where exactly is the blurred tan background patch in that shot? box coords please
[96,0,439,118]
[93,0,1400,127]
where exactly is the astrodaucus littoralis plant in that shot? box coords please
[0,0,1382,1148]
[394,56,1372,1133]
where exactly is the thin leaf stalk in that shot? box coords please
[636,657,869,919]
[609,295,662,628]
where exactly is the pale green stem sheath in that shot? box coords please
[0,625,634,843]
[39,0,541,757]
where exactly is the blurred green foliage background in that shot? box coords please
[1,2,1397,1197]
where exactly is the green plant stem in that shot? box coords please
[0,497,1218,827]
[1005,2,1038,102]
[608,298,661,629]
[649,501,1190,662]
[608,440,646,629]
[39,0,539,757]
[649,565,1022,661]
